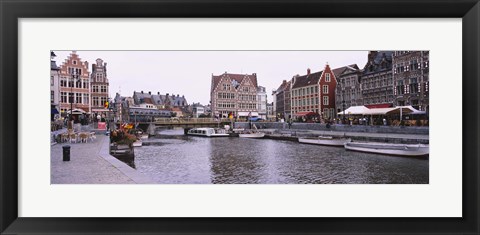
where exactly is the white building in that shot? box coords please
[50,52,61,121]
[257,86,268,119]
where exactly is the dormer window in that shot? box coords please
[73,60,77,65]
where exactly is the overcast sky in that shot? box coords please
[53,51,368,105]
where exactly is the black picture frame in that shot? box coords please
[1,0,479,234]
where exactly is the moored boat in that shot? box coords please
[132,140,143,147]
[239,132,265,138]
[186,128,229,137]
[344,141,429,157]
[298,136,351,147]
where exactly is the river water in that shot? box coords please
[132,128,428,184]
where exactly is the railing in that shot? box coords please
[153,118,232,124]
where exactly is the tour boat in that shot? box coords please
[239,131,265,138]
[344,142,429,157]
[298,136,351,147]
[187,128,230,137]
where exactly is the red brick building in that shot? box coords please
[90,58,109,116]
[291,64,337,120]
[59,51,90,117]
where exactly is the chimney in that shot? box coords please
[166,93,169,96]
[177,94,179,97]
[141,91,143,94]
[148,91,151,95]
[157,92,160,95]
[307,68,311,75]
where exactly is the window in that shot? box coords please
[101,86,107,93]
[93,86,99,93]
[51,76,54,86]
[323,85,329,94]
[69,92,74,103]
[323,96,329,105]
[76,93,82,104]
[325,73,331,82]
[93,97,99,107]
[96,73,103,82]
[83,94,89,105]
[51,91,54,102]
[60,78,66,87]
[61,92,67,103]
[68,67,82,75]
[310,87,314,94]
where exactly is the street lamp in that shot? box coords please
[342,80,346,124]
[69,70,81,123]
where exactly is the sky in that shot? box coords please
[53,51,368,105]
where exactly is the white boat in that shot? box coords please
[187,128,230,137]
[239,132,265,138]
[344,142,429,157]
[298,136,351,146]
[132,140,142,147]
[140,134,149,140]
[239,124,265,138]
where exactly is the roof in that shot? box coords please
[51,61,60,70]
[211,73,258,93]
[291,70,323,89]
[363,51,393,75]
[332,64,359,77]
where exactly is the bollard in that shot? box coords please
[62,145,71,161]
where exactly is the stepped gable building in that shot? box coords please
[90,58,109,116]
[290,64,337,120]
[210,72,258,118]
[392,51,429,113]
[334,64,363,114]
[361,51,394,108]
[59,51,91,115]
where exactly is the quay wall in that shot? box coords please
[235,122,429,135]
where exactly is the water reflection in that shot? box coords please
[132,128,428,184]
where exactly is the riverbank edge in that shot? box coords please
[259,128,429,144]
[98,136,156,184]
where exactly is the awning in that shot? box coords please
[66,109,86,114]
[92,109,110,112]
[294,111,317,117]
[338,106,370,115]
[238,112,259,117]
[51,108,59,114]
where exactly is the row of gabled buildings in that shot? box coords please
[272,51,429,121]
[50,51,110,122]
[114,91,196,123]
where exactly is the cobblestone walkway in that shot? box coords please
[51,135,136,184]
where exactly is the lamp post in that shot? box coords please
[342,80,346,124]
[69,70,81,123]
